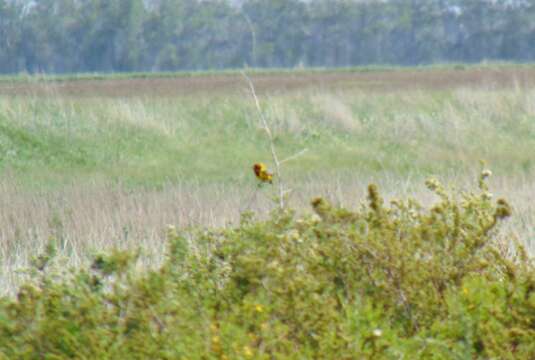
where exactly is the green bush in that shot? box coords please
[0,172,534,359]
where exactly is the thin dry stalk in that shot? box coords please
[241,71,307,209]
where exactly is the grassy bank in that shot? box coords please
[1,88,534,187]
[0,68,534,294]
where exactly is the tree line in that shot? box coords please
[1,0,535,74]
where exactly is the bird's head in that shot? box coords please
[253,163,265,174]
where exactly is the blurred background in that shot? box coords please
[1,0,535,74]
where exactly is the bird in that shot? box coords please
[253,163,273,184]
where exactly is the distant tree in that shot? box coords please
[306,0,358,67]
[0,0,23,73]
[2,0,535,74]
[114,0,146,71]
[242,0,308,67]
[75,0,118,71]
[499,1,535,61]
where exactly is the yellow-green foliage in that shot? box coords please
[0,174,534,359]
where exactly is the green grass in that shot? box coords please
[0,66,395,83]
[1,87,534,189]
[1,61,534,83]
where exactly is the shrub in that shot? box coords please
[0,172,533,359]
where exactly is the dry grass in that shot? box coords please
[1,174,533,295]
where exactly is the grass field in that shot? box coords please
[0,66,534,293]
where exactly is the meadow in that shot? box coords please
[0,66,534,357]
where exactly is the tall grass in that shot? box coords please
[1,87,534,186]
[0,174,533,295]
[0,80,534,293]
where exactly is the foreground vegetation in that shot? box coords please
[1,174,534,358]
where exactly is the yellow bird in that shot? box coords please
[253,163,273,184]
